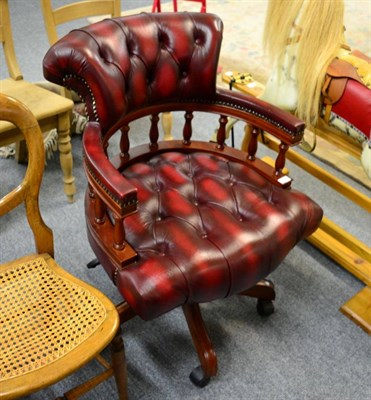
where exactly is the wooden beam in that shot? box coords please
[340,287,371,334]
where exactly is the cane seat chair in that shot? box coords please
[0,0,75,202]
[43,12,323,388]
[0,93,127,399]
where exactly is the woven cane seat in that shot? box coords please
[0,253,119,399]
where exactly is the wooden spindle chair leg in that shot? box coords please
[111,329,129,400]
[182,303,217,388]
[58,365,114,400]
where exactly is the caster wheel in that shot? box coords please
[257,299,274,316]
[189,365,210,388]
[87,258,100,269]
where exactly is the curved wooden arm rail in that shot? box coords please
[43,12,323,389]
[0,93,127,400]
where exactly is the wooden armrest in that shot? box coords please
[83,122,137,216]
[215,88,305,145]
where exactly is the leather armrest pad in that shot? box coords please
[83,122,137,215]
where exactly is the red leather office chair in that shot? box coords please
[43,12,323,388]
[152,0,206,12]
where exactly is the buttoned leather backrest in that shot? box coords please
[43,12,223,136]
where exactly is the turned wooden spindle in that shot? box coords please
[216,115,228,149]
[275,141,289,175]
[247,127,259,160]
[150,113,160,148]
[113,214,125,250]
[94,196,105,224]
[120,125,130,157]
[183,111,194,144]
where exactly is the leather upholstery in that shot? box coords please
[117,151,322,320]
[332,79,371,140]
[43,12,222,135]
[43,12,305,141]
[43,12,323,323]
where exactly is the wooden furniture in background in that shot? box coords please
[0,93,128,400]
[40,0,121,46]
[0,0,75,202]
[152,0,206,12]
[222,71,371,334]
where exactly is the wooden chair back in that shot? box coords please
[0,93,54,256]
[40,0,121,45]
[0,0,22,79]
[0,0,76,202]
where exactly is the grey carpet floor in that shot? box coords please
[1,1,370,400]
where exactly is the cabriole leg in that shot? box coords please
[182,303,217,388]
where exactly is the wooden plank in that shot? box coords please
[319,217,371,262]
[340,286,371,334]
[310,133,370,190]
[307,225,371,287]
[315,118,362,159]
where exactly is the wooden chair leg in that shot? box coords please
[58,364,114,400]
[111,329,128,400]
[161,111,173,140]
[57,112,76,203]
[116,301,137,324]
[239,279,276,316]
[182,303,217,388]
